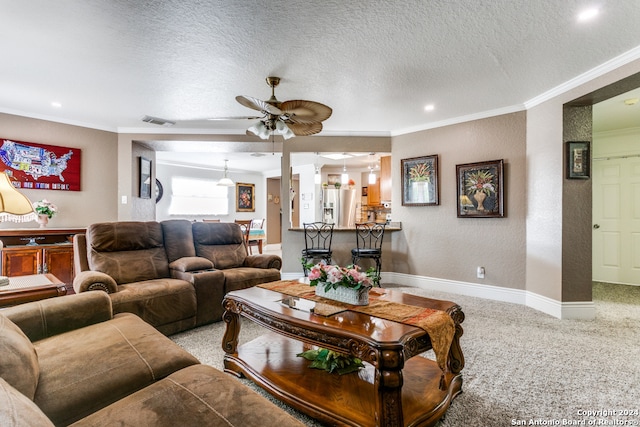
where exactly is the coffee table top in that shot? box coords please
[225,285,463,358]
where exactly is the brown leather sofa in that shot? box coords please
[0,292,305,427]
[72,220,281,335]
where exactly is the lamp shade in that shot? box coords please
[217,160,234,186]
[0,172,37,222]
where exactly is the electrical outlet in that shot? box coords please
[477,266,485,279]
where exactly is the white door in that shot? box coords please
[593,156,640,285]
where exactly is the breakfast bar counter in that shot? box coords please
[289,222,402,271]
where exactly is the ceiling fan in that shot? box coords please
[208,76,332,139]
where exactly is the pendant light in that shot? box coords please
[341,155,349,185]
[217,159,234,186]
[368,153,376,184]
[314,152,321,184]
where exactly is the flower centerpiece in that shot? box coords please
[33,199,58,227]
[33,199,58,218]
[465,170,496,211]
[298,260,371,374]
[303,260,375,305]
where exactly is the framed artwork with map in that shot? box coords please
[0,138,81,191]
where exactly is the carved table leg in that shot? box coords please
[446,304,466,374]
[375,349,404,427]
[222,299,240,355]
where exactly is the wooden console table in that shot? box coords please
[0,228,85,287]
[222,285,465,427]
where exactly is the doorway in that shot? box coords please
[591,84,640,287]
[592,145,640,286]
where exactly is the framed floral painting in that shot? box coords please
[456,159,504,218]
[401,155,439,206]
[236,182,255,212]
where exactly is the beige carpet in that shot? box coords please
[170,282,640,426]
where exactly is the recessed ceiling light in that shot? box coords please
[577,8,599,22]
[51,101,62,108]
[424,104,435,112]
[624,98,639,106]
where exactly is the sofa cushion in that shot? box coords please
[192,222,247,269]
[161,219,197,263]
[33,312,200,426]
[68,364,305,427]
[109,278,197,333]
[0,378,54,427]
[223,267,282,293]
[0,313,39,400]
[87,222,170,284]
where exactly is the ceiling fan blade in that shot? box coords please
[236,95,282,115]
[205,116,263,121]
[280,100,332,124]
[285,121,323,136]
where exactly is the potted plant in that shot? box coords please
[33,199,58,228]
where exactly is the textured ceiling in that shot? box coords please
[1,1,639,171]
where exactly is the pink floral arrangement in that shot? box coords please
[304,261,374,291]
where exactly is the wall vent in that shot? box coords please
[142,115,175,126]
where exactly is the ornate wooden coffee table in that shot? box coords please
[222,285,465,427]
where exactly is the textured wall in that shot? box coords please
[131,142,156,221]
[0,112,118,229]
[562,106,592,302]
[392,112,527,289]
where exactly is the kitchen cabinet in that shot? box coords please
[367,177,380,205]
[380,155,391,202]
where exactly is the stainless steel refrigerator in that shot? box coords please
[322,188,357,228]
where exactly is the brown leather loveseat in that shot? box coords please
[72,220,281,335]
[0,292,304,427]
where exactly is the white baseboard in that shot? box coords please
[282,271,595,320]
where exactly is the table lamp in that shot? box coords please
[0,171,37,286]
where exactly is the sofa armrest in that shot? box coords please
[1,292,113,342]
[171,268,226,325]
[73,270,118,294]
[243,254,282,270]
[169,256,214,273]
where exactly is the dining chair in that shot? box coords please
[351,222,385,287]
[234,220,252,248]
[301,222,334,276]
[247,218,265,254]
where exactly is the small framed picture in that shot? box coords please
[567,141,590,179]
[401,155,439,206]
[456,159,504,218]
[236,182,255,212]
[327,174,341,186]
[139,157,151,199]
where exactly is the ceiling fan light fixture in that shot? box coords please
[236,77,332,139]
[277,121,295,140]
[248,121,271,139]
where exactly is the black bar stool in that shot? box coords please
[301,222,334,276]
[351,222,385,286]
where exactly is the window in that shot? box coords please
[168,177,229,215]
